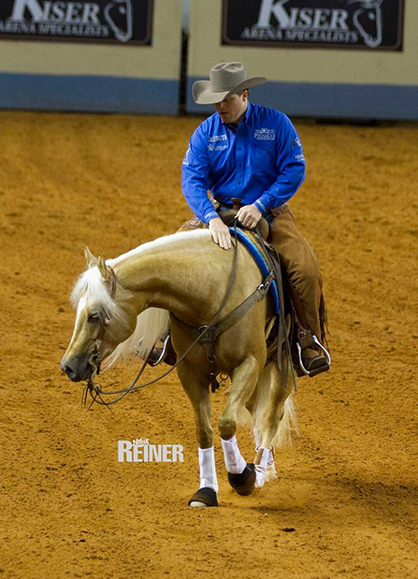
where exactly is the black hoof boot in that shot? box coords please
[188,487,219,507]
[228,463,256,496]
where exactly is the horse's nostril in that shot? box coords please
[61,363,77,381]
[64,366,74,377]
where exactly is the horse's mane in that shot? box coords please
[71,266,129,333]
[71,229,212,371]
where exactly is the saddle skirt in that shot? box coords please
[229,228,280,314]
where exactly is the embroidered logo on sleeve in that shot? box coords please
[254,128,276,141]
[291,138,302,148]
[182,147,190,166]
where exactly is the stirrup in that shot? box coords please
[296,335,331,377]
[149,334,171,367]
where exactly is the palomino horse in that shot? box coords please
[60,229,296,507]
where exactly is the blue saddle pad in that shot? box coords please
[229,228,280,314]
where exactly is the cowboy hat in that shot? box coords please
[192,62,267,105]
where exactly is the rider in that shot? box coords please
[156,62,329,374]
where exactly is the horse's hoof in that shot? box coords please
[188,487,218,507]
[228,463,256,496]
[265,463,278,483]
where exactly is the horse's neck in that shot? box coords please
[113,235,233,323]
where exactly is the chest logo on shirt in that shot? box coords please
[208,134,228,151]
[254,128,276,141]
[208,135,227,143]
[208,144,228,151]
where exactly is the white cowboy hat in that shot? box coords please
[192,62,267,105]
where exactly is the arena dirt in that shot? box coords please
[0,111,417,579]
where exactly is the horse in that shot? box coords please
[60,228,297,507]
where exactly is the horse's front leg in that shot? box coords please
[218,355,261,496]
[176,362,219,508]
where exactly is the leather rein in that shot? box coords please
[84,222,278,408]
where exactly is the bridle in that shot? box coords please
[86,265,117,382]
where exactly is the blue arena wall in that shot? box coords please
[0,73,179,115]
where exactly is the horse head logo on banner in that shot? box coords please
[347,0,384,48]
[104,0,133,43]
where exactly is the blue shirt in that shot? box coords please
[181,102,306,224]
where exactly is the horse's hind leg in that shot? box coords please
[176,363,219,508]
[253,361,294,488]
[252,425,278,484]
[218,356,261,496]
[245,367,278,485]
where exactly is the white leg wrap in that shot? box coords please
[198,447,218,493]
[221,435,246,474]
[253,426,262,449]
[254,447,270,488]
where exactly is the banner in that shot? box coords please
[222,0,404,51]
[0,0,153,44]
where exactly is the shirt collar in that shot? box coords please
[243,101,252,122]
[223,101,252,131]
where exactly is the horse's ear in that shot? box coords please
[85,246,97,268]
[97,254,110,281]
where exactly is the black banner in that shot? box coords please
[222,0,404,51]
[0,0,153,44]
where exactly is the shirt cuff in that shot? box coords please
[203,210,219,223]
[254,199,267,214]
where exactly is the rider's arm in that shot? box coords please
[253,115,306,215]
[181,127,219,224]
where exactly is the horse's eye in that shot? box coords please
[88,313,99,322]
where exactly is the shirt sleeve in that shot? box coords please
[254,115,306,214]
[181,126,219,223]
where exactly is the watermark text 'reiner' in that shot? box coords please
[118,439,184,463]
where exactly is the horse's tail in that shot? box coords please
[238,361,298,448]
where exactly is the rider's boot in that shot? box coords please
[147,334,177,367]
[297,327,331,377]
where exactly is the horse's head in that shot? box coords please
[60,248,137,382]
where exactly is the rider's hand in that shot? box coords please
[208,217,232,250]
[236,204,262,229]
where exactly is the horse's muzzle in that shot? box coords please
[60,352,94,382]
